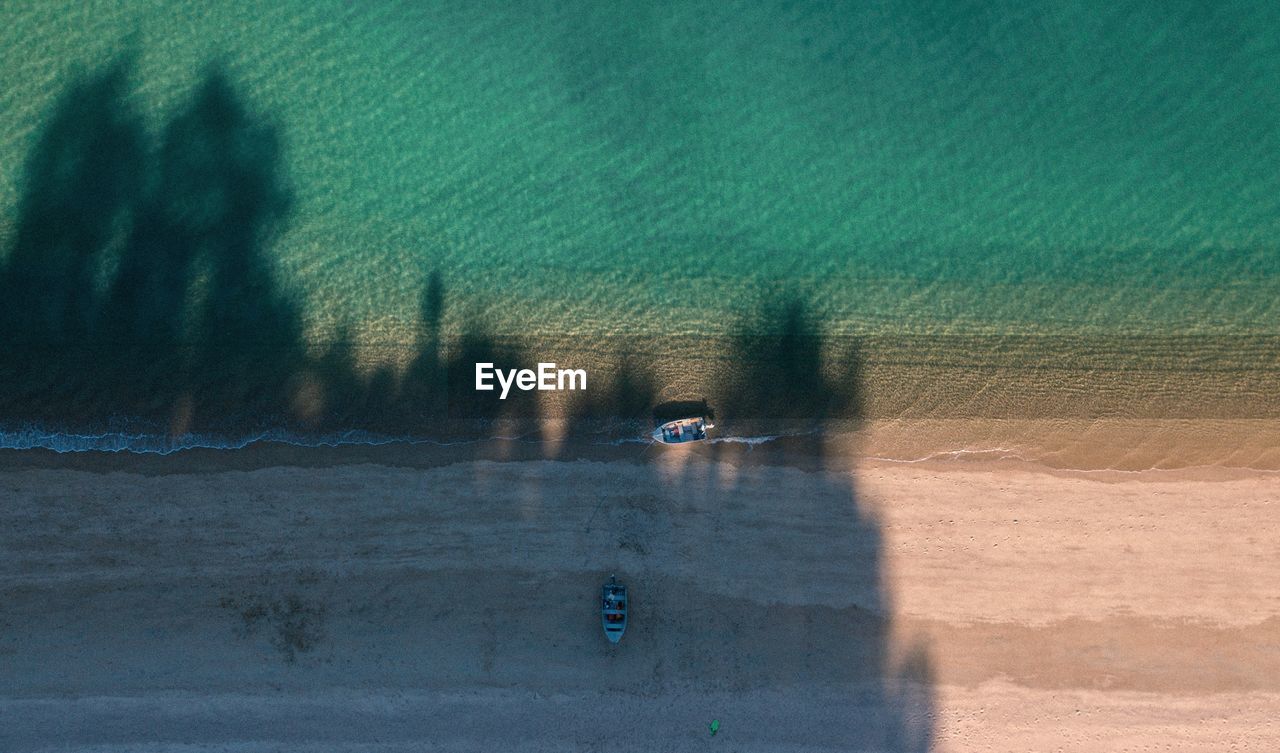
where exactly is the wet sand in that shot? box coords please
[0,434,1275,751]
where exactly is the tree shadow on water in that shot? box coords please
[306,272,535,433]
[0,54,596,437]
[715,293,864,429]
[168,68,302,413]
[0,57,334,433]
[0,56,146,345]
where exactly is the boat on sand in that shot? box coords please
[602,575,627,643]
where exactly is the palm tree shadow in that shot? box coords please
[0,55,148,424]
[175,67,302,417]
[0,57,308,434]
[0,55,146,345]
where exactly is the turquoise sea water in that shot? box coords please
[0,1,1278,447]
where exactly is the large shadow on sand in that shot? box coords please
[541,297,935,750]
[518,294,934,749]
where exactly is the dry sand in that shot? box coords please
[0,433,1276,751]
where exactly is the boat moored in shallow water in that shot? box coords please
[652,415,713,444]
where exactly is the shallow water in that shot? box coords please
[0,1,1277,450]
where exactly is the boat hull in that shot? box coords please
[602,579,627,643]
[652,416,713,445]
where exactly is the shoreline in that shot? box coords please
[2,417,1276,479]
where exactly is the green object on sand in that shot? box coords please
[709,719,720,736]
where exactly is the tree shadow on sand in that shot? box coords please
[551,295,936,750]
[480,292,936,748]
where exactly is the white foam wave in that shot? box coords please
[0,426,491,455]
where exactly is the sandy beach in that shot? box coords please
[1,431,1275,751]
